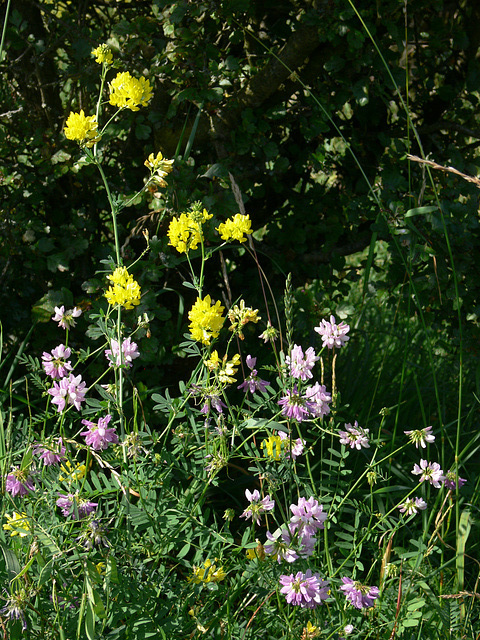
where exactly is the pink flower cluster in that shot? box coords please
[42,344,73,379]
[339,421,370,450]
[314,315,350,349]
[47,373,87,412]
[240,488,275,525]
[286,345,319,381]
[279,569,330,609]
[237,355,270,394]
[278,383,331,422]
[105,337,140,368]
[81,414,118,451]
[340,577,379,609]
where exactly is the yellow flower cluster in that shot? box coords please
[245,540,265,561]
[227,300,261,340]
[3,512,31,537]
[261,435,284,461]
[144,151,174,188]
[188,295,224,345]
[217,214,253,243]
[109,71,153,111]
[188,558,226,584]
[64,110,101,148]
[59,461,87,483]
[168,208,212,254]
[91,44,113,65]
[205,351,241,384]
[105,266,141,310]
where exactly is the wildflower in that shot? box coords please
[240,488,275,525]
[303,621,321,639]
[34,437,66,466]
[59,461,87,483]
[81,414,118,451]
[286,345,319,381]
[289,496,327,537]
[188,558,226,584]
[217,213,252,243]
[339,421,370,450]
[278,431,305,460]
[205,351,241,384]
[264,527,298,563]
[42,344,73,379]
[279,570,330,609]
[223,508,235,522]
[314,314,350,349]
[246,540,266,561]
[3,512,31,537]
[404,426,435,448]
[105,336,140,368]
[105,266,141,310]
[261,435,284,461]
[304,382,332,418]
[339,624,354,639]
[56,493,98,519]
[64,110,101,147]
[52,305,82,330]
[259,321,279,343]
[278,386,313,422]
[411,459,444,488]
[91,43,113,65]
[5,468,35,497]
[0,588,31,630]
[47,373,87,412]
[76,519,110,550]
[144,151,174,187]
[339,577,379,609]
[109,71,153,111]
[228,300,261,339]
[188,295,225,345]
[443,470,467,491]
[190,383,227,415]
[237,355,270,394]
[122,432,149,459]
[398,497,427,515]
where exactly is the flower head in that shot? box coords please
[59,461,87,483]
[278,431,305,460]
[227,300,261,339]
[264,527,298,563]
[279,570,330,609]
[47,373,87,412]
[3,512,31,537]
[42,344,73,379]
[105,337,140,368]
[109,71,153,111]
[237,354,270,394]
[105,267,141,310]
[64,110,101,147]
[91,43,113,65]
[443,470,467,491]
[217,214,252,243]
[240,488,275,525]
[261,435,284,461]
[188,295,225,345]
[278,386,313,422]
[144,151,174,187]
[259,322,279,343]
[411,459,444,488]
[304,383,332,418]
[52,306,82,330]
[398,497,427,515]
[340,577,379,609]
[205,351,241,384]
[339,421,370,450]
[286,345,319,381]
[289,496,327,537]
[188,558,226,584]
[56,493,98,519]
[314,315,350,349]
[76,519,110,550]
[81,414,118,451]
[5,468,35,497]
[404,426,435,448]
[33,437,66,466]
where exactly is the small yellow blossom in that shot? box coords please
[217,213,253,243]
[302,621,320,639]
[205,351,241,384]
[144,151,174,187]
[95,562,106,575]
[105,266,141,310]
[91,44,113,65]
[188,295,225,345]
[261,435,284,461]
[64,110,101,147]
[109,71,153,111]
[59,461,87,483]
[188,558,226,584]
[246,539,265,561]
[168,213,202,253]
[228,300,261,339]
[3,512,31,537]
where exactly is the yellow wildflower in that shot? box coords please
[144,151,174,187]
[64,110,101,147]
[91,44,113,65]
[188,558,226,584]
[217,214,253,243]
[227,300,261,339]
[168,213,202,253]
[261,435,284,461]
[105,266,141,310]
[205,351,241,384]
[3,512,31,537]
[59,461,87,483]
[109,71,153,111]
[302,621,320,639]
[188,295,224,345]
[246,540,265,561]
[96,562,106,575]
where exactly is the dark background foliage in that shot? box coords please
[1,0,480,395]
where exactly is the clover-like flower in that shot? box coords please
[240,488,275,525]
[109,71,153,111]
[404,426,435,448]
[411,459,444,488]
[217,214,252,243]
[286,345,319,381]
[105,266,141,310]
[340,577,379,609]
[279,570,330,609]
[64,110,101,147]
[91,43,113,65]
[81,414,118,451]
[314,315,350,349]
[188,295,224,345]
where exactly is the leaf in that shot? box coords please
[405,205,438,217]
